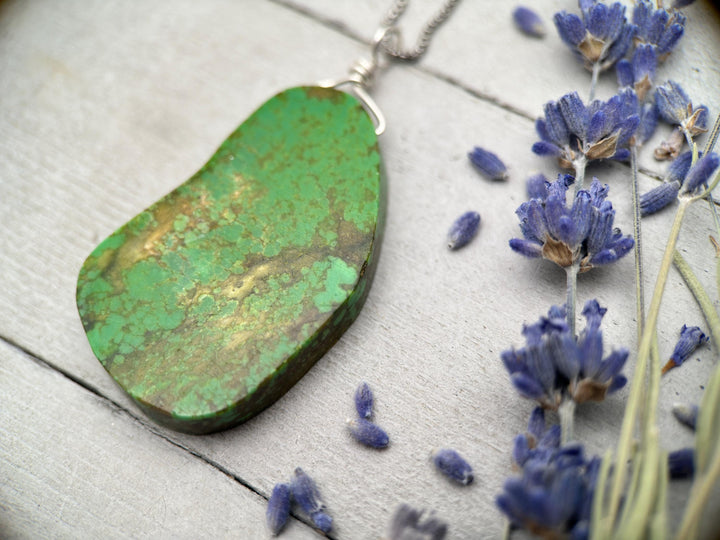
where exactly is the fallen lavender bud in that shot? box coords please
[447,211,481,250]
[669,448,695,479]
[672,403,699,430]
[354,381,374,419]
[387,503,448,540]
[431,449,473,485]
[468,147,508,181]
[311,511,333,533]
[662,324,709,374]
[513,6,545,37]
[639,181,679,216]
[290,467,326,516]
[266,483,291,536]
[346,418,389,448]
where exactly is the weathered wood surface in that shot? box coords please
[1,0,719,538]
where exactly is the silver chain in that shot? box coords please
[379,0,463,61]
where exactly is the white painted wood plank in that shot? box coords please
[0,0,719,538]
[0,340,320,539]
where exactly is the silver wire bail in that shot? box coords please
[348,26,396,89]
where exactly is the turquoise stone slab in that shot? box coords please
[76,87,384,434]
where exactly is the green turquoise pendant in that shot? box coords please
[76,87,383,434]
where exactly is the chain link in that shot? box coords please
[378,0,462,61]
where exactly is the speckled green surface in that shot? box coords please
[76,87,383,434]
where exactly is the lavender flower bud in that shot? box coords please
[431,449,474,485]
[513,6,546,37]
[447,211,481,250]
[668,150,694,183]
[635,102,659,146]
[668,448,695,479]
[526,174,549,199]
[468,147,508,181]
[672,403,699,430]
[290,467,326,516]
[388,504,448,540]
[681,153,720,194]
[354,381,374,419]
[639,181,679,216]
[662,324,709,374]
[311,512,333,533]
[346,418,390,448]
[266,483,291,536]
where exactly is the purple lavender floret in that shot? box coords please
[669,448,695,479]
[526,173,550,200]
[266,483,291,536]
[512,407,562,468]
[616,44,657,100]
[662,324,709,374]
[311,512,333,533]
[432,449,474,485]
[290,467,326,516]
[497,441,600,539]
[639,181,680,216]
[501,300,628,409]
[346,418,390,449]
[387,504,448,540]
[554,1,636,71]
[513,6,546,37]
[633,1,686,57]
[681,153,720,194]
[354,381,374,419]
[510,175,633,272]
[447,211,481,250]
[655,81,708,136]
[468,147,508,180]
[533,90,640,167]
[672,403,699,430]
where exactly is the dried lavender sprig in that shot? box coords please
[431,449,473,485]
[354,381,374,419]
[266,483,291,536]
[513,6,545,38]
[447,211,481,250]
[346,418,390,449]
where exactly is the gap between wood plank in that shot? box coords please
[0,333,333,538]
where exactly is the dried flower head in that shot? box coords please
[513,6,546,38]
[655,80,709,137]
[497,441,599,539]
[616,43,657,100]
[447,211,481,250]
[431,449,474,485]
[532,90,639,168]
[468,146,508,180]
[266,483,291,536]
[554,1,636,71]
[662,324,709,374]
[501,300,628,409]
[632,0,686,59]
[387,504,448,540]
[510,175,634,272]
[346,418,390,449]
[512,407,562,469]
[354,381,374,419]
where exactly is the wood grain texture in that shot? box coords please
[1,0,719,538]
